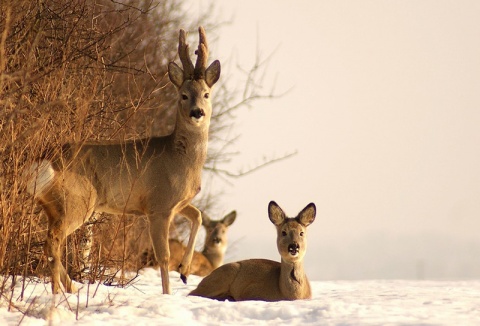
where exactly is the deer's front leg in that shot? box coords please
[148,213,173,294]
[177,204,202,283]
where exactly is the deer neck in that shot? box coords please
[279,258,310,299]
[202,247,224,269]
[169,118,209,163]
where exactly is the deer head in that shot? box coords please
[202,210,237,258]
[168,27,221,128]
[268,201,316,263]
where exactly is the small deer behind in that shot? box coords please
[189,201,316,301]
[169,210,237,276]
[24,27,220,295]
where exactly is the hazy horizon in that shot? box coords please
[183,0,480,281]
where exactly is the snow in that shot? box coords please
[1,269,479,325]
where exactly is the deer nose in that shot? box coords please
[213,237,221,244]
[288,242,300,256]
[190,108,205,120]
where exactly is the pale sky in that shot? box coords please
[185,0,480,280]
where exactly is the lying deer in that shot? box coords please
[189,201,316,301]
[24,27,221,295]
[169,210,237,276]
[142,211,237,276]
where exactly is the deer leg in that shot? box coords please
[177,204,202,283]
[148,213,173,294]
[39,187,75,294]
[59,260,76,293]
[45,218,77,294]
[42,174,96,294]
[189,262,238,300]
[44,225,63,294]
[78,212,100,274]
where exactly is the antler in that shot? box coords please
[178,29,194,79]
[178,27,210,80]
[194,26,209,80]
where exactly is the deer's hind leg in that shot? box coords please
[41,195,79,294]
[43,213,69,294]
[40,174,97,294]
[45,226,78,294]
[188,262,239,301]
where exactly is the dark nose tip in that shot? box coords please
[213,237,221,244]
[288,242,300,255]
[190,108,205,119]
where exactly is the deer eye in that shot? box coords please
[300,232,304,236]
[282,231,287,236]
[182,94,188,100]
[204,93,210,99]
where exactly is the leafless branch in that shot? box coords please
[204,151,298,179]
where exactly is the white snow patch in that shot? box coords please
[1,271,480,325]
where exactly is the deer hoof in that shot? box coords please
[67,283,78,293]
[180,273,187,284]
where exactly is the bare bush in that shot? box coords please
[0,0,286,296]
[0,0,201,293]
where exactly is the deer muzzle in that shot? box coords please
[190,108,205,121]
[288,242,300,256]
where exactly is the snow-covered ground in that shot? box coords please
[1,269,479,325]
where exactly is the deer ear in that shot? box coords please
[268,201,286,226]
[222,210,237,226]
[297,203,316,227]
[168,62,184,88]
[205,60,221,87]
[201,212,211,226]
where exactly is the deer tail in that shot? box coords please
[25,160,55,196]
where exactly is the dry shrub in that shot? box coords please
[0,0,280,296]
[0,0,214,293]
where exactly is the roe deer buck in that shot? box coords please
[189,201,316,301]
[142,210,237,276]
[168,210,237,276]
[24,27,221,295]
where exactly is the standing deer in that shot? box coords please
[24,27,221,295]
[168,210,237,276]
[189,201,316,301]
